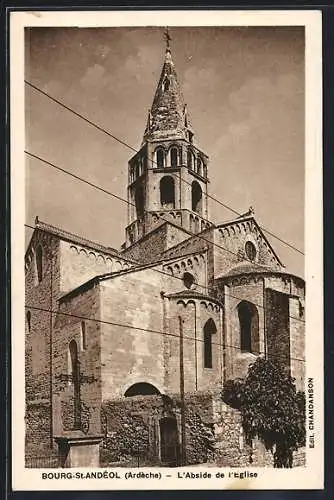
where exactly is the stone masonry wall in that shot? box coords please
[100,393,307,467]
[220,277,265,381]
[162,251,208,295]
[52,285,102,438]
[214,221,282,280]
[265,288,291,371]
[25,230,61,461]
[100,268,166,399]
[263,276,305,390]
[121,223,168,264]
[59,240,131,294]
[100,393,216,466]
[289,296,305,391]
[166,299,223,394]
[214,400,274,467]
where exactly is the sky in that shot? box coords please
[25,26,305,276]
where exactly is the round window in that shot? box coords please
[245,241,257,262]
[183,272,195,289]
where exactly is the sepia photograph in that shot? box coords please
[10,10,323,490]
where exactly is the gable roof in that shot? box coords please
[216,214,284,267]
[58,247,208,303]
[25,217,120,258]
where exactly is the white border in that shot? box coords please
[11,9,323,491]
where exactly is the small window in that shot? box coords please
[191,181,203,215]
[203,319,217,369]
[245,241,257,262]
[26,310,31,332]
[81,321,87,350]
[156,148,165,168]
[135,184,145,220]
[183,272,195,289]
[130,166,135,182]
[35,245,43,283]
[187,148,194,169]
[160,176,175,209]
[238,301,259,353]
[197,157,202,176]
[170,147,178,168]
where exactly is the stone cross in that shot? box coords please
[164,27,171,49]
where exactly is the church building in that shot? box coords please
[25,35,305,468]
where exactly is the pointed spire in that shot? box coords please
[142,29,193,142]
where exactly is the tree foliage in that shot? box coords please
[222,357,306,467]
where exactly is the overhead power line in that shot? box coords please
[24,150,287,270]
[25,79,304,256]
[25,304,306,364]
[24,212,305,325]
[25,150,306,326]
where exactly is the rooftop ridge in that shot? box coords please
[33,217,120,257]
[216,216,284,267]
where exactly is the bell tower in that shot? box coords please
[125,30,212,247]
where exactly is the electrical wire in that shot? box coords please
[25,79,304,256]
[25,304,306,364]
[25,221,305,325]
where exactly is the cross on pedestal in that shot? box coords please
[57,362,97,431]
[164,27,171,49]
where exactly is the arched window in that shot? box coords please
[125,382,160,397]
[160,176,175,209]
[245,241,257,262]
[191,181,203,215]
[135,161,140,178]
[156,148,165,169]
[187,148,194,169]
[170,147,178,168]
[35,245,43,283]
[26,310,31,332]
[135,184,145,220]
[203,319,217,369]
[237,301,259,354]
[80,321,87,350]
[183,272,195,289]
[197,157,203,176]
[130,165,135,183]
[69,340,81,429]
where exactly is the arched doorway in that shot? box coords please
[237,301,259,354]
[124,382,160,397]
[159,417,180,466]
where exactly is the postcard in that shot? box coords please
[11,9,323,490]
